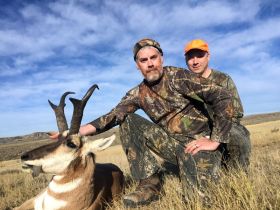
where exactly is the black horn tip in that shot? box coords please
[69,97,81,108]
[59,91,75,106]
[82,84,99,100]
[88,84,99,91]
[69,97,80,102]
[63,91,75,96]
[48,99,57,109]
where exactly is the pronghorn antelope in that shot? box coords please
[14,84,124,210]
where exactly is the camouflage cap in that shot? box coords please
[133,38,163,61]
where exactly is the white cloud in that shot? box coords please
[0,0,280,137]
[212,17,280,57]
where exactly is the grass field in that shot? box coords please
[0,120,279,210]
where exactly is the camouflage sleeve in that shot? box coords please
[225,77,244,120]
[88,87,140,134]
[172,70,233,143]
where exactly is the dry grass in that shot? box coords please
[0,120,280,210]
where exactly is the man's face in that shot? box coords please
[185,49,210,75]
[136,47,164,83]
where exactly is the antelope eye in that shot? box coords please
[66,141,77,149]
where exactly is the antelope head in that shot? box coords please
[21,84,115,177]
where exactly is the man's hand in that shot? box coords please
[79,124,96,136]
[47,130,69,140]
[47,124,96,139]
[184,137,220,155]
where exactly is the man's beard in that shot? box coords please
[145,69,163,83]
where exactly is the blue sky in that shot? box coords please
[0,0,280,137]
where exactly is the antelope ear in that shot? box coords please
[88,134,116,151]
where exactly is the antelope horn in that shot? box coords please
[69,84,99,135]
[48,91,75,133]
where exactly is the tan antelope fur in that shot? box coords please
[14,84,124,210]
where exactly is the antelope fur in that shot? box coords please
[14,85,124,210]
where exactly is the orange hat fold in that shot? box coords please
[184,39,209,54]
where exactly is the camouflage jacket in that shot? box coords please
[90,66,233,143]
[208,69,244,121]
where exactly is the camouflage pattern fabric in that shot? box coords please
[222,122,251,171]
[133,38,163,61]
[90,66,233,144]
[119,114,222,196]
[204,69,251,171]
[88,66,233,199]
[208,69,244,120]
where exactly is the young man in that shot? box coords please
[184,39,251,172]
[78,38,234,207]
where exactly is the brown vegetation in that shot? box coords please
[241,112,280,125]
[0,117,279,210]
